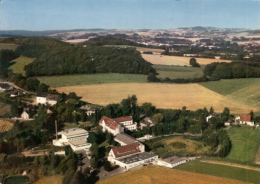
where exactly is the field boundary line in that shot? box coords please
[200,160,260,171]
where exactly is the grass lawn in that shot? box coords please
[34,175,63,184]
[9,56,35,76]
[37,73,147,87]
[226,127,260,163]
[175,159,259,184]
[0,102,10,116]
[0,43,19,50]
[98,165,248,184]
[200,78,260,112]
[153,65,205,79]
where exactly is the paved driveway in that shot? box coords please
[98,166,125,180]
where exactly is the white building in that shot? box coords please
[108,142,158,170]
[157,156,187,168]
[206,113,221,122]
[53,128,91,152]
[235,115,254,126]
[36,93,61,106]
[99,116,137,136]
[80,105,102,116]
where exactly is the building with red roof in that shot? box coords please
[235,114,254,126]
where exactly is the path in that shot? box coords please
[200,160,260,171]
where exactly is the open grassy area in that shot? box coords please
[200,78,260,112]
[0,102,10,116]
[37,73,147,87]
[146,136,211,158]
[0,43,19,50]
[34,175,63,184]
[153,65,205,79]
[226,127,260,163]
[98,165,248,184]
[9,56,35,76]
[56,83,258,114]
[175,159,259,184]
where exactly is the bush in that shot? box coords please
[104,161,113,171]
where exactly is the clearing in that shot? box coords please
[55,83,257,114]
[37,73,147,87]
[145,136,211,158]
[0,43,19,50]
[226,127,260,163]
[200,78,260,112]
[34,175,63,184]
[153,65,205,79]
[9,56,35,76]
[176,159,259,184]
[98,165,248,184]
[0,120,13,133]
[142,55,232,66]
[0,102,10,116]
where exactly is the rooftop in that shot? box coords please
[47,94,60,101]
[113,116,133,123]
[118,152,157,164]
[240,114,251,122]
[161,156,185,165]
[115,133,137,145]
[112,142,140,158]
[69,138,91,146]
[59,128,88,138]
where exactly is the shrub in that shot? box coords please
[170,142,187,149]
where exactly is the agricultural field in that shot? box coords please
[55,83,258,114]
[200,78,260,112]
[175,159,259,184]
[145,136,211,158]
[142,55,232,66]
[37,73,147,87]
[9,56,35,76]
[226,127,260,163]
[34,175,63,184]
[0,43,19,50]
[98,165,248,184]
[0,120,13,133]
[153,65,205,79]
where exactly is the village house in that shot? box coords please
[235,115,254,126]
[80,104,102,116]
[36,93,61,106]
[53,128,92,152]
[21,108,31,120]
[99,116,137,136]
[157,156,196,168]
[206,113,221,122]
[108,142,158,170]
[10,91,26,97]
[0,83,13,91]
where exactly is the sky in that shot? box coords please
[0,0,259,31]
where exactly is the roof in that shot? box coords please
[162,156,185,165]
[113,116,132,123]
[112,142,141,158]
[118,152,157,164]
[69,138,91,146]
[115,133,137,145]
[37,92,48,97]
[240,114,251,122]
[99,116,120,130]
[46,94,60,101]
[59,128,88,138]
[0,83,11,89]
[80,105,102,111]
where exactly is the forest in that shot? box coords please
[1,37,156,77]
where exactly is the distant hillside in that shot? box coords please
[2,37,156,77]
[82,36,143,46]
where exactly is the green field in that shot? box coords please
[175,159,259,184]
[37,73,147,87]
[9,56,35,76]
[226,127,260,163]
[200,78,260,112]
[153,65,205,79]
[0,43,19,50]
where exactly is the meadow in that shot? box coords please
[98,165,248,184]
[55,83,257,114]
[34,175,63,184]
[0,102,10,117]
[9,56,35,76]
[37,73,147,87]
[226,127,260,163]
[0,43,19,50]
[175,159,259,184]
[153,65,205,79]
[200,78,260,112]
[146,136,211,158]
[142,55,232,66]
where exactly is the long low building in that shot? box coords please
[108,142,158,170]
[114,133,138,146]
[157,156,189,168]
[53,128,91,152]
